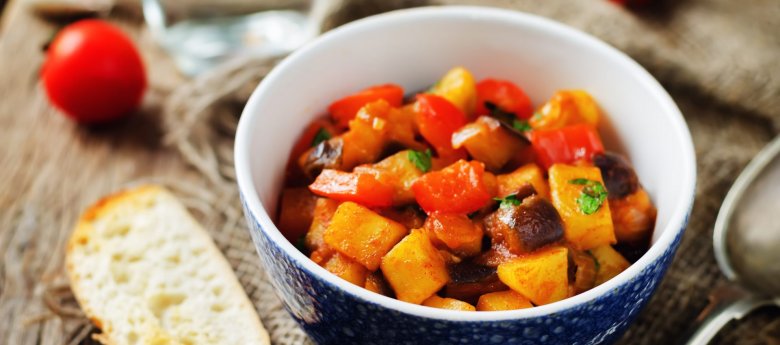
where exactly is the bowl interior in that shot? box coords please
[237,6,695,317]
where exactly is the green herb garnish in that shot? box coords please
[532,112,543,121]
[311,128,331,147]
[569,178,608,215]
[408,149,433,172]
[484,102,532,143]
[493,193,522,208]
[512,119,532,132]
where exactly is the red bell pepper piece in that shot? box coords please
[329,84,404,127]
[412,160,491,214]
[415,94,468,158]
[475,79,534,119]
[309,169,394,208]
[528,124,605,169]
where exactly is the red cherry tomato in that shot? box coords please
[415,94,468,158]
[528,124,605,169]
[42,20,146,123]
[475,79,533,119]
[328,84,404,127]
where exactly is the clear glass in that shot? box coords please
[142,0,334,75]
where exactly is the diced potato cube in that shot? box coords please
[278,188,318,243]
[422,295,476,311]
[365,272,392,296]
[452,116,526,171]
[497,246,569,306]
[386,105,426,150]
[305,198,341,251]
[341,101,389,170]
[381,229,449,304]
[590,245,630,286]
[423,213,484,257]
[496,163,550,199]
[431,66,477,117]
[529,90,601,130]
[323,252,368,286]
[549,164,616,250]
[324,202,408,270]
[354,150,424,205]
[476,290,533,311]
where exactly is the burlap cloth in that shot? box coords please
[57,0,780,344]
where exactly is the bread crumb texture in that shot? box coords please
[66,185,270,345]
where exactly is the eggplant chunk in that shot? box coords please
[443,261,507,303]
[484,195,565,255]
[569,249,598,294]
[299,137,344,178]
[593,152,638,200]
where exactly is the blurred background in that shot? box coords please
[0,0,778,344]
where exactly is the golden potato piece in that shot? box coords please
[590,245,630,286]
[381,229,449,304]
[476,290,533,311]
[549,164,616,250]
[324,202,408,270]
[422,295,476,311]
[430,66,477,116]
[496,163,550,199]
[323,252,368,286]
[451,116,526,171]
[354,150,424,205]
[497,246,569,306]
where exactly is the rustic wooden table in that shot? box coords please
[2,0,779,344]
[0,1,201,343]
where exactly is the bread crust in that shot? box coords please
[66,185,269,345]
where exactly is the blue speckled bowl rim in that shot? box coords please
[234,6,697,322]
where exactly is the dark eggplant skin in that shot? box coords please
[593,152,639,200]
[484,195,565,255]
[443,261,507,303]
[512,183,538,202]
[300,137,343,178]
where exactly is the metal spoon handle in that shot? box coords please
[681,286,772,345]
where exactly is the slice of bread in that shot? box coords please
[66,185,270,345]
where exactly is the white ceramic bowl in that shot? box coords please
[235,6,696,344]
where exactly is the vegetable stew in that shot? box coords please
[276,67,656,311]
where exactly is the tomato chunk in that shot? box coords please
[329,84,404,127]
[309,169,394,207]
[529,124,604,169]
[475,79,533,119]
[415,94,468,158]
[412,160,491,214]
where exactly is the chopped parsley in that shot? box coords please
[569,178,608,215]
[532,112,544,121]
[311,128,332,147]
[512,119,532,132]
[408,149,433,172]
[493,193,522,208]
